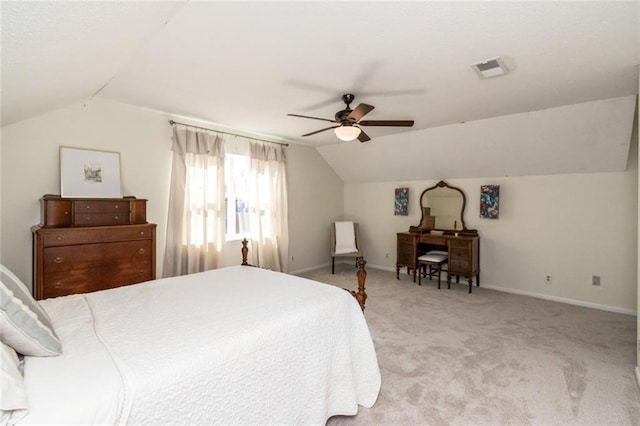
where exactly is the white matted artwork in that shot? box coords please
[60,147,122,198]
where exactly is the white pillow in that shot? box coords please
[0,341,28,424]
[0,265,62,356]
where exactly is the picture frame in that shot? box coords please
[480,185,500,219]
[394,187,409,216]
[60,146,122,198]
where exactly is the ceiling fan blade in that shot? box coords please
[302,125,340,137]
[357,129,371,142]
[347,103,375,122]
[287,113,337,124]
[358,120,415,127]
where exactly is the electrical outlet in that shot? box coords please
[592,275,601,286]
[545,275,552,284]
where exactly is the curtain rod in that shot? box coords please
[168,120,289,147]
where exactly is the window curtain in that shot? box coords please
[163,125,226,277]
[248,141,289,272]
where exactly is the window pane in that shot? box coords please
[225,153,250,240]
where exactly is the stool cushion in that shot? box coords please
[418,253,447,263]
[426,250,448,256]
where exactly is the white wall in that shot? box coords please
[344,132,638,313]
[0,98,343,290]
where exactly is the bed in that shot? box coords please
[1,244,380,425]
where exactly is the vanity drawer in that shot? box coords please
[449,238,471,249]
[397,233,415,244]
[420,235,446,245]
[449,246,470,267]
[397,244,414,265]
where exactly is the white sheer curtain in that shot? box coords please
[248,141,289,272]
[163,125,226,277]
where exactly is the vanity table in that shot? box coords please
[396,181,480,293]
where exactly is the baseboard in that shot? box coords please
[480,283,636,316]
[289,263,331,275]
[290,263,636,316]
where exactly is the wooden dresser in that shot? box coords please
[32,195,156,299]
[397,232,480,293]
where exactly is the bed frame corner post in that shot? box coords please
[356,257,367,311]
[241,238,249,266]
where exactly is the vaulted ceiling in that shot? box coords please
[2,1,639,182]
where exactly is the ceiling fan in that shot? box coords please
[287,93,414,142]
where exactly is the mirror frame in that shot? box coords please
[417,180,468,231]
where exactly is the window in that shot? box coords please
[224,153,250,241]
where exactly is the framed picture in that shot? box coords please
[480,185,499,219]
[60,147,122,198]
[394,187,409,216]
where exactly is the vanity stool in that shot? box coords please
[417,252,448,289]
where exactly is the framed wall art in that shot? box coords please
[394,187,409,216]
[480,185,499,219]
[60,147,122,198]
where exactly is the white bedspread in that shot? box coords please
[19,266,380,425]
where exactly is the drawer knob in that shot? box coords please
[139,231,145,236]
[86,205,90,209]
[53,256,64,264]
[115,205,119,209]
[64,211,69,215]
[56,236,63,241]
[114,216,119,220]
[138,248,145,254]
[53,281,63,288]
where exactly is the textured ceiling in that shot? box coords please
[1,1,639,182]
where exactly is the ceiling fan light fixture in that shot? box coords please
[334,125,361,141]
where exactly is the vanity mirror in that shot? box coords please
[415,180,467,231]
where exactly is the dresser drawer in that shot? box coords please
[42,199,73,227]
[107,262,153,289]
[39,196,148,227]
[43,244,103,273]
[41,268,104,299]
[43,240,152,273]
[73,200,129,214]
[103,240,152,263]
[73,213,129,226]
[41,225,154,247]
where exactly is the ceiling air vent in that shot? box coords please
[472,57,509,79]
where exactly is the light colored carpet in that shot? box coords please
[299,265,640,425]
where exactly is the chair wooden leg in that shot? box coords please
[437,266,441,289]
[332,257,335,274]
